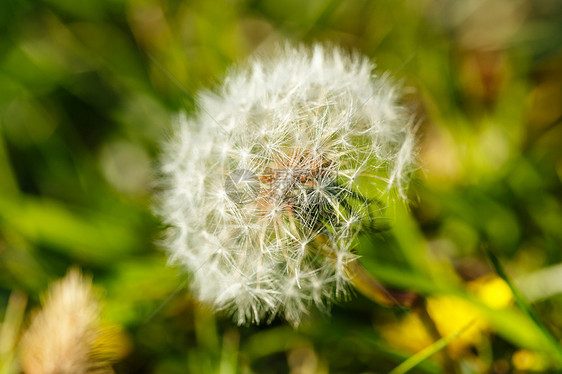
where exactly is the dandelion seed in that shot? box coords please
[157,44,415,326]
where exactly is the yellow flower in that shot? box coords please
[380,275,513,358]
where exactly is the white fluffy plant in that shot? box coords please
[157,44,416,326]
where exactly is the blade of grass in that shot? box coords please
[218,329,239,374]
[388,319,476,374]
[0,291,27,374]
[485,247,562,363]
[0,127,19,196]
[0,196,139,263]
[353,330,440,374]
[361,243,559,352]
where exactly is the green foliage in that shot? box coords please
[1,0,562,373]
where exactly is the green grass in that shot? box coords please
[1,0,562,373]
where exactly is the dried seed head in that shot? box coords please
[157,44,415,326]
[19,269,122,374]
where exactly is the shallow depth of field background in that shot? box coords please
[1,0,562,373]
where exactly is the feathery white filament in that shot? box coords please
[157,44,415,326]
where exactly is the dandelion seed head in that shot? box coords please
[157,44,415,326]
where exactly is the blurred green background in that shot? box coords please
[1,0,562,373]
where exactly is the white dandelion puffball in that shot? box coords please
[158,44,415,326]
